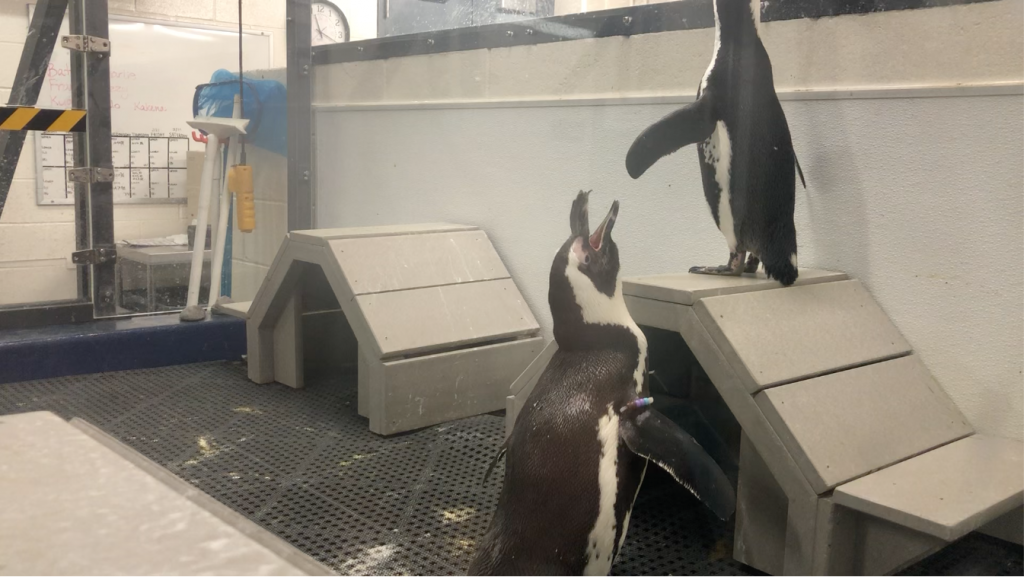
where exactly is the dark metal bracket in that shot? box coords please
[71,247,117,266]
[287,0,314,232]
[61,34,110,53]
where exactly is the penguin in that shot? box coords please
[624,0,805,286]
[468,191,736,576]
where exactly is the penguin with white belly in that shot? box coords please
[625,0,805,285]
[468,191,735,576]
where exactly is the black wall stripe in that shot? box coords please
[0,107,18,125]
[69,115,87,133]
[24,108,63,131]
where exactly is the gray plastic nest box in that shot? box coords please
[506,270,1023,575]
[244,223,544,436]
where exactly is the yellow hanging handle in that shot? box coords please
[228,164,255,233]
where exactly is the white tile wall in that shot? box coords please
[0,181,75,224]
[136,0,216,20]
[0,223,76,261]
[214,0,287,28]
[0,262,78,304]
[229,145,288,303]
[229,259,269,302]
[0,4,29,44]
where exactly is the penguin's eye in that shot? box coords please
[583,254,591,265]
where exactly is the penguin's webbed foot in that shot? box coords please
[744,255,760,274]
[690,252,745,276]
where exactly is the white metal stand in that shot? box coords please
[180,115,247,322]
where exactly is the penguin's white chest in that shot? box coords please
[584,406,621,576]
[703,121,737,251]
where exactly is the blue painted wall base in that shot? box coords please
[0,313,246,385]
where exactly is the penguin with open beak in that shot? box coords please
[468,192,736,576]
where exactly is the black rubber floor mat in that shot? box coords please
[1,361,1019,575]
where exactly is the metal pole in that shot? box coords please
[0,0,69,221]
[68,0,90,302]
[71,0,116,317]
[286,0,314,231]
[181,132,220,321]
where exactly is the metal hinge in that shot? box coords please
[61,35,110,53]
[72,247,117,266]
[68,167,114,183]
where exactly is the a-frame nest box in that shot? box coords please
[246,223,544,436]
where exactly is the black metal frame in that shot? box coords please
[287,0,314,232]
[0,0,96,330]
[0,0,116,329]
[69,0,116,317]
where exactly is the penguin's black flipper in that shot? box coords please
[625,90,717,179]
[795,154,807,188]
[620,408,736,520]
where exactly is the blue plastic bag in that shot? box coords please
[193,69,286,156]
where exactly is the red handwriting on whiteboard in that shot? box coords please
[47,63,71,78]
[134,103,166,112]
[47,63,137,82]
[45,63,136,111]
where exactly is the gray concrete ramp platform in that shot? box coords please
[508,269,1023,575]
[756,354,974,493]
[834,435,1023,542]
[620,270,1023,575]
[247,224,543,436]
[693,280,911,392]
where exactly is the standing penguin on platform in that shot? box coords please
[468,192,735,576]
[625,0,805,286]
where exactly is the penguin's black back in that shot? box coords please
[469,345,644,576]
[700,5,798,274]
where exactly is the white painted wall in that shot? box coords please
[0,0,288,306]
[230,131,288,303]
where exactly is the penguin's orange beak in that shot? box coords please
[589,201,619,252]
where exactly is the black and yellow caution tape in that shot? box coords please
[0,106,86,133]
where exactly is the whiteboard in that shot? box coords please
[31,8,272,205]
